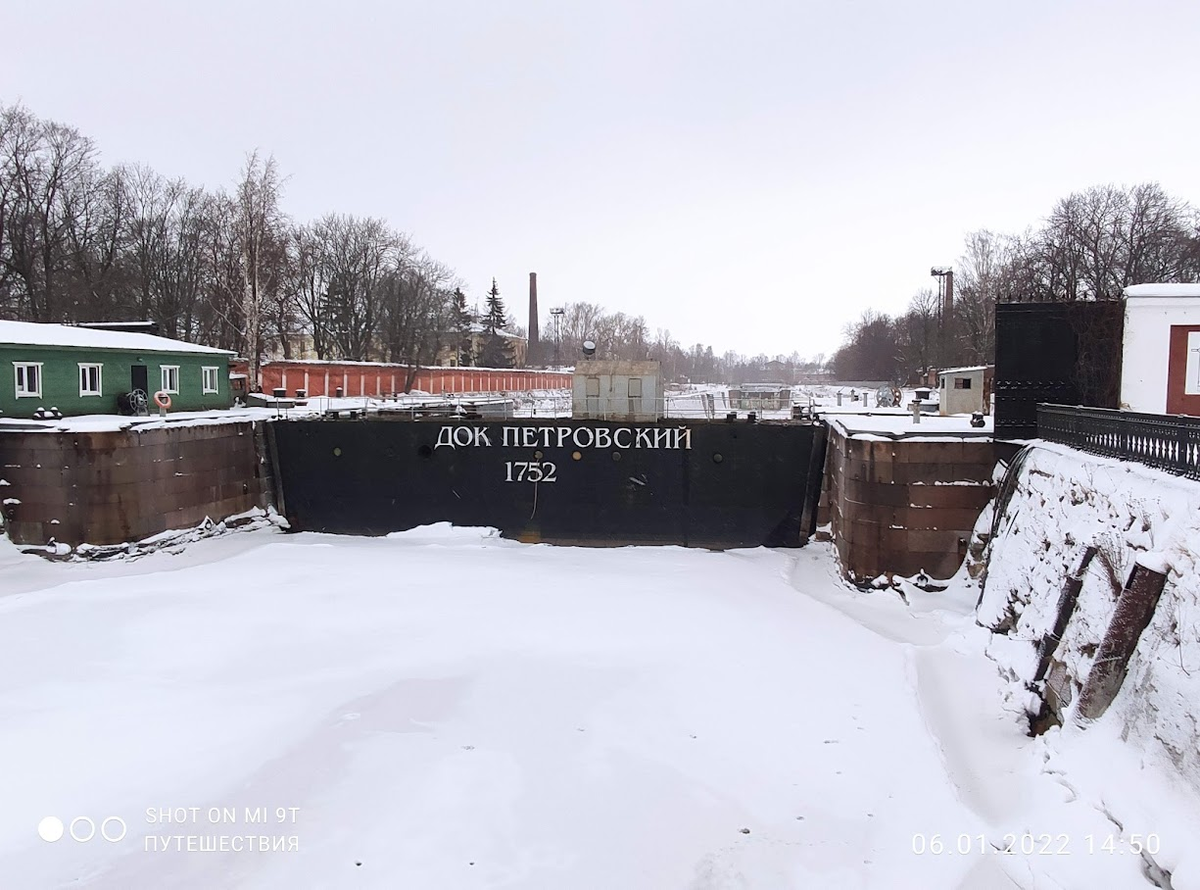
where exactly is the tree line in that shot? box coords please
[541,300,824,384]
[0,101,828,388]
[0,102,524,387]
[832,183,1200,382]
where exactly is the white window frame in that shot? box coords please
[79,362,103,397]
[160,365,180,394]
[14,362,43,398]
[201,366,220,394]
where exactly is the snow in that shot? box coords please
[975,441,1200,885]
[828,413,993,439]
[0,320,234,355]
[1124,283,1200,298]
[466,322,525,340]
[0,408,280,434]
[979,443,1200,789]
[1,518,1195,888]
[938,365,990,375]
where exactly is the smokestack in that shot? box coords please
[528,272,540,361]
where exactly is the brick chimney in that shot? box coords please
[528,272,540,362]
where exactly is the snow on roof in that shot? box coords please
[938,365,990,375]
[467,322,525,340]
[0,320,234,355]
[1123,283,1200,298]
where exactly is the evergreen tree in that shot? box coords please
[484,278,507,334]
[451,287,473,365]
[480,278,515,367]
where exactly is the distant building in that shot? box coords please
[728,384,792,411]
[763,359,789,381]
[438,322,528,368]
[265,323,529,369]
[0,320,234,418]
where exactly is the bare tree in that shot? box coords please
[896,288,940,376]
[558,301,603,350]
[234,152,287,388]
[379,254,456,385]
[61,163,128,319]
[1,109,98,321]
[293,214,403,361]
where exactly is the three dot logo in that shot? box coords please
[38,816,126,843]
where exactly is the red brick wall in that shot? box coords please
[231,361,571,397]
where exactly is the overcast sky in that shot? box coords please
[4,0,1199,359]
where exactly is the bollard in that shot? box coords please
[836,392,843,406]
[911,400,921,423]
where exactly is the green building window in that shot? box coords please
[161,365,180,394]
[202,366,220,394]
[14,362,42,398]
[79,363,103,396]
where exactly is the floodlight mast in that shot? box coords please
[930,266,954,364]
[549,307,564,367]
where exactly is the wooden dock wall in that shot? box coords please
[823,426,1012,580]
[0,421,269,547]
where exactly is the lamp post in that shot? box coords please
[549,307,564,367]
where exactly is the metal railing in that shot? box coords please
[1037,404,1200,480]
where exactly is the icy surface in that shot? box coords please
[0,523,1195,887]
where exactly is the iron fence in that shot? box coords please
[1037,404,1200,480]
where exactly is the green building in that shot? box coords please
[0,321,235,419]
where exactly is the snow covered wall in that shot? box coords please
[978,442,1200,792]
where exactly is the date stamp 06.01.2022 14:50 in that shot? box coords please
[911,832,1161,857]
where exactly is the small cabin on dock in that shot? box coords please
[572,360,663,421]
[0,321,234,419]
[937,365,992,416]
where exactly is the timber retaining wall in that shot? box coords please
[0,420,269,546]
[823,422,1013,580]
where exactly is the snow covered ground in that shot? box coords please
[0,523,1190,888]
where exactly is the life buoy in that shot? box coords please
[153,391,172,410]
